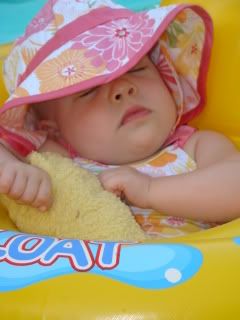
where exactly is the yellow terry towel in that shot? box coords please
[1,152,145,242]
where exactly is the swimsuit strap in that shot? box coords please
[163,125,196,149]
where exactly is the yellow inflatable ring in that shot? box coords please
[0,0,240,319]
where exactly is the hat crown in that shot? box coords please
[2,1,213,129]
[3,0,125,94]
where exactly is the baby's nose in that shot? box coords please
[110,79,137,103]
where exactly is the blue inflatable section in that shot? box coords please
[0,0,161,44]
[0,230,203,291]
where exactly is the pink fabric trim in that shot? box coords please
[18,8,132,87]
[57,137,79,159]
[0,127,36,157]
[163,125,196,149]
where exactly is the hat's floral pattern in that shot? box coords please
[14,87,30,98]
[35,49,106,92]
[165,21,185,48]
[157,51,183,116]
[21,47,38,67]
[162,9,205,85]
[157,9,204,116]
[73,13,155,71]
[16,0,59,46]
[175,23,205,79]
[0,105,27,128]
[3,50,19,94]
[0,1,212,158]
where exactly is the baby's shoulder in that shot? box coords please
[184,129,237,167]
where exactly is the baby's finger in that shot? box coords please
[0,167,17,194]
[99,173,124,196]
[19,176,41,206]
[32,177,53,211]
[7,173,28,200]
[98,169,120,185]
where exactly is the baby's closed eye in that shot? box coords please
[128,66,147,74]
[78,87,98,98]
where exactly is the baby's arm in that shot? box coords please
[147,131,240,222]
[99,131,240,222]
[0,143,53,211]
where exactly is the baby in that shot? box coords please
[0,0,240,224]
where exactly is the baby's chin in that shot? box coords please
[125,137,166,163]
[100,143,164,165]
[84,133,167,165]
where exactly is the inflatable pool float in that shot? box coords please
[0,0,240,319]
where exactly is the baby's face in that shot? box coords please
[52,55,177,164]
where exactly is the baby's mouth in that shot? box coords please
[120,106,151,126]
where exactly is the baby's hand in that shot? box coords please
[0,159,52,211]
[99,166,152,208]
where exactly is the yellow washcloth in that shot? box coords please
[1,152,145,242]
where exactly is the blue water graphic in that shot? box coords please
[0,230,203,291]
[234,237,240,245]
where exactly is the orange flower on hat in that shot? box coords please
[35,48,105,93]
[21,47,38,66]
[14,87,30,98]
[175,26,204,79]
[175,10,187,23]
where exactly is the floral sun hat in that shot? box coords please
[0,0,213,157]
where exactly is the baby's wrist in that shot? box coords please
[145,176,167,211]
